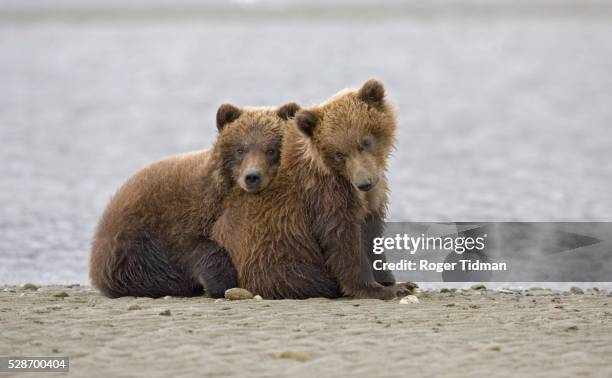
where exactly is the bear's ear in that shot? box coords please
[295,110,319,137]
[216,104,241,132]
[277,102,301,120]
[357,79,385,109]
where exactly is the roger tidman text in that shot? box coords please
[373,259,508,273]
[371,233,507,273]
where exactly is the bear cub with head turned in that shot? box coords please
[212,79,415,299]
[90,102,300,298]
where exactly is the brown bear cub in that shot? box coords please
[212,79,415,299]
[90,102,300,298]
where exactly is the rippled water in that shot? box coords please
[1,1,611,285]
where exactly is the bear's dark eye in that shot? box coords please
[335,152,345,162]
[266,148,277,158]
[237,148,245,156]
[359,138,372,153]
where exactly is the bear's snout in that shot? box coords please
[347,154,378,193]
[243,169,262,190]
[355,176,374,192]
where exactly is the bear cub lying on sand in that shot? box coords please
[90,103,300,298]
[213,80,415,299]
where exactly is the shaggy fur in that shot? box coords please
[212,80,415,299]
[90,103,299,298]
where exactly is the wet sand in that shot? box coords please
[1,285,611,377]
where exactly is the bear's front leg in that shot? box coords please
[362,216,396,286]
[189,240,239,298]
[321,221,413,300]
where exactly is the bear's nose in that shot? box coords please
[244,171,261,188]
[356,178,374,192]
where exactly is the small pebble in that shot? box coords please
[471,284,486,291]
[224,288,254,300]
[253,295,263,301]
[53,292,69,298]
[163,296,172,300]
[127,304,141,311]
[526,289,554,296]
[22,283,39,291]
[399,295,419,304]
[570,287,584,295]
[159,309,171,316]
[279,351,310,362]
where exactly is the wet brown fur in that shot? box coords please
[90,103,299,298]
[212,80,413,299]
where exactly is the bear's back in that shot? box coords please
[92,148,221,254]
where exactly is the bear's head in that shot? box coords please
[294,79,396,192]
[216,102,300,193]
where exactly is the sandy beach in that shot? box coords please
[1,285,610,377]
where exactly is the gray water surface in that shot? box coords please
[1,1,611,285]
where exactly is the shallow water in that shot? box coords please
[1,1,611,285]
